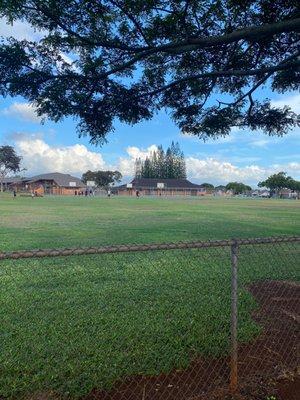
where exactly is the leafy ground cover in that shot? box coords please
[0,195,299,398]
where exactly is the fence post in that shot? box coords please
[230,240,239,394]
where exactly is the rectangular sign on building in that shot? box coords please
[69,182,77,187]
[127,183,133,188]
[87,181,96,187]
[157,183,165,189]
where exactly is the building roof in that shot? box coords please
[27,172,86,188]
[2,177,28,184]
[116,178,204,189]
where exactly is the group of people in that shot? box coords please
[12,190,37,198]
[75,189,94,196]
[107,189,140,198]
[12,188,141,198]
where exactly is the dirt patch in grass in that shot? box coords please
[276,374,300,400]
[85,280,300,400]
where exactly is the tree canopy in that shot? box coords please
[0,145,22,191]
[0,1,299,144]
[135,142,186,179]
[82,170,122,187]
[225,181,252,194]
[200,183,215,191]
[288,179,300,194]
[258,171,297,194]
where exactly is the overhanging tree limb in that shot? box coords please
[89,18,300,79]
[17,3,300,55]
[102,17,300,54]
[0,1,299,142]
[145,60,300,97]
[29,1,146,51]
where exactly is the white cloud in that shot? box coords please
[14,134,107,176]
[10,136,300,185]
[271,93,300,114]
[59,53,73,65]
[117,145,158,176]
[250,139,271,148]
[126,145,158,160]
[119,145,300,185]
[186,157,300,185]
[0,18,46,41]
[57,52,80,73]
[12,136,159,177]
[2,102,41,123]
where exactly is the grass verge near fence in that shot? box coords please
[0,242,299,398]
[0,195,299,398]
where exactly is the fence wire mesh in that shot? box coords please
[236,240,300,399]
[0,237,299,400]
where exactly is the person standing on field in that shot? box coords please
[107,189,111,198]
[13,190,17,199]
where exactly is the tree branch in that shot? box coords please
[225,50,300,108]
[248,93,255,117]
[108,0,152,46]
[145,18,300,56]
[31,1,147,51]
[144,59,300,97]
[17,5,300,58]
[93,18,300,79]
[187,18,300,49]
[181,0,191,38]
[153,7,180,15]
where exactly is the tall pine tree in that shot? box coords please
[165,147,173,178]
[137,143,186,179]
[179,151,187,179]
[156,145,165,179]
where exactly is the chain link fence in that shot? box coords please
[0,237,299,400]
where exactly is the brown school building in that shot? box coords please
[114,178,207,196]
[11,172,86,196]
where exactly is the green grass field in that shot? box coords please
[0,195,299,398]
[1,195,299,250]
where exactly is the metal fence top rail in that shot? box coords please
[1,236,299,260]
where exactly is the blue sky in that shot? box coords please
[0,18,299,187]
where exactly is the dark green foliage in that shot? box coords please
[258,171,299,196]
[288,179,300,193]
[225,182,252,194]
[201,183,215,191]
[0,145,22,191]
[82,170,122,187]
[139,142,187,179]
[0,1,299,143]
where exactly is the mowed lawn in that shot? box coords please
[0,195,299,398]
[1,195,300,250]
